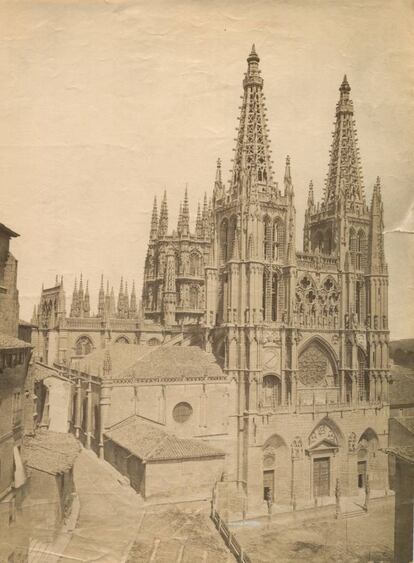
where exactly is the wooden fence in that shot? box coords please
[211,509,252,563]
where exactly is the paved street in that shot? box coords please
[231,498,394,562]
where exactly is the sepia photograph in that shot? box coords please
[0,1,414,561]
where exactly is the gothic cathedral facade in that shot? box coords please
[141,46,390,507]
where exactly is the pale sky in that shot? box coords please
[1,0,413,339]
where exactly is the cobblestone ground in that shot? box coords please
[231,499,394,562]
[127,505,232,563]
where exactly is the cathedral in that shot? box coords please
[140,45,390,507]
[34,46,390,511]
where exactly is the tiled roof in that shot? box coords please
[394,416,414,435]
[22,430,80,475]
[0,222,19,238]
[0,331,32,349]
[390,363,414,406]
[384,446,414,464]
[32,362,60,382]
[105,416,224,462]
[77,343,224,382]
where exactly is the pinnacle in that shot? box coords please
[248,44,259,62]
[340,74,351,93]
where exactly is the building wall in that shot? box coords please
[145,456,224,501]
[0,251,19,337]
[394,458,414,563]
[106,381,232,439]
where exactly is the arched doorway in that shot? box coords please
[262,434,289,503]
[357,428,379,490]
[308,419,343,499]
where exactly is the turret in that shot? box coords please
[158,190,168,237]
[181,186,190,237]
[150,196,158,241]
[130,281,137,318]
[83,281,90,317]
[284,155,293,197]
[78,274,84,317]
[369,177,386,274]
[98,275,105,317]
[195,202,203,238]
[70,277,79,318]
[117,277,124,318]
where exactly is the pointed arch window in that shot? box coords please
[271,273,278,321]
[228,216,237,260]
[220,219,228,264]
[272,222,279,260]
[75,336,93,356]
[357,349,369,403]
[189,286,199,309]
[357,229,367,271]
[262,375,281,408]
[349,228,357,268]
[190,252,202,276]
[264,217,272,260]
[315,231,324,253]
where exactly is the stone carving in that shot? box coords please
[291,437,303,459]
[348,432,357,452]
[309,424,337,447]
[298,344,328,386]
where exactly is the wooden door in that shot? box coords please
[313,457,330,497]
[263,470,274,501]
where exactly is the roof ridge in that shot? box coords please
[145,433,171,461]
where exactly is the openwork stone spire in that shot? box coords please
[324,75,365,205]
[150,196,158,240]
[158,190,168,237]
[231,45,274,196]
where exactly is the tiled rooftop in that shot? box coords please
[390,363,414,406]
[22,430,80,475]
[105,416,224,462]
[77,343,224,382]
[33,362,62,382]
[394,416,414,435]
[384,446,414,464]
[0,331,32,350]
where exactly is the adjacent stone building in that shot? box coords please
[0,222,33,562]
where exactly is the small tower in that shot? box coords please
[83,281,90,318]
[181,186,190,237]
[78,275,84,318]
[158,191,168,237]
[162,245,177,326]
[117,277,124,318]
[98,275,105,318]
[150,196,158,241]
[70,277,79,318]
[130,281,137,318]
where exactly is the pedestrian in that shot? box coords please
[364,474,370,512]
[265,490,273,522]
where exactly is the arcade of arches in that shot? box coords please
[260,422,386,504]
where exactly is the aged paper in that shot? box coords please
[0,1,413,562]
